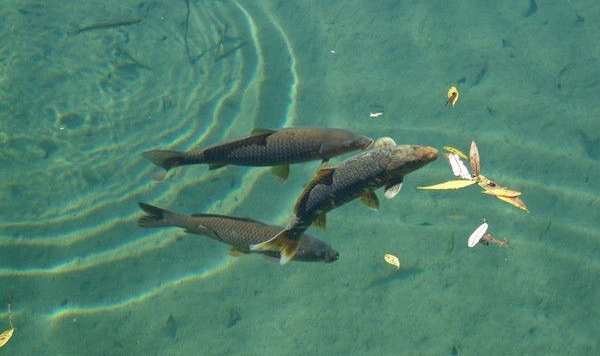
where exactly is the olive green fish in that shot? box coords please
[142,127,373,181]
[137,202,339,263]
[251,139,438,264]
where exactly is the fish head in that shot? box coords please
[294,234,340,263]
[386,145,438,176]
[320,129,374,158]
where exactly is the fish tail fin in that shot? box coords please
[250,229,301,265]
[142,150,191,171]
[138,202,173,228]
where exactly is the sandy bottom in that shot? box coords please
[0,0,598,355]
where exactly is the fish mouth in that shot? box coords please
[325,251,340,263]
[418,146,438,162]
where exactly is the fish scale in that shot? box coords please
[142,128,373,174]
[251,144,438,264]
[137,202,339,263]
[297,149,395,225]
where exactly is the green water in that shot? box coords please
[1,0,598,355]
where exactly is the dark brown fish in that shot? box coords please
[252,141,438,264]
[137,202,339,263]
[142,127,373,181]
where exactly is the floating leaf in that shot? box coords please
[446,86,459,107]
[0,302,14,348]
[468,221,489,248]
[469,140,481,177]
[493,194,529,212]
[482,187,522,198]
[384,254,400,269]
[443,146,468,160]
[448,154,471,180]
[418,179,477,190]
[0,327,13,348]
[476,175,494,188]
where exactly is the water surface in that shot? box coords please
[1,1,598,355]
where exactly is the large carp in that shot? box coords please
[252,139,438,264]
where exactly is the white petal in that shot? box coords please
[449,154,471,180]
[468,222,489,248]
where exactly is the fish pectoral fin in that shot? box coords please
[229,246,250,257]
[384,180,403,199]
[311,213,327,229]
[360,189,380,210]
[271,164,290,181]
[250,230,300,265]
[208,163,227,170]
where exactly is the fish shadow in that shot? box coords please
[366,267,423,289]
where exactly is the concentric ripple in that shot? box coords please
[0,0,299,315]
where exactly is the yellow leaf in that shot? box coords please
[493,195,529,212]
[418,180,477,190]
[476,175,495,188]
[0,327,14,348]
[447,86,459,107]
[482,187,522,197]
[443,146,468,160]
[384,254,400,269]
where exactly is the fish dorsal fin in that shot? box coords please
[229,246,250,256]
[313,166,335,185]
[312,213,327,229]
[373,137,396,149]
[245,128,277,146]
[208,163,227,170]
[295,167,336,214]
[271,164,290,181]
[384,178,403,199]
[360,189,380,210]
[251,128,277,135]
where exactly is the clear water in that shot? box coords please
[1,0,599,355]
